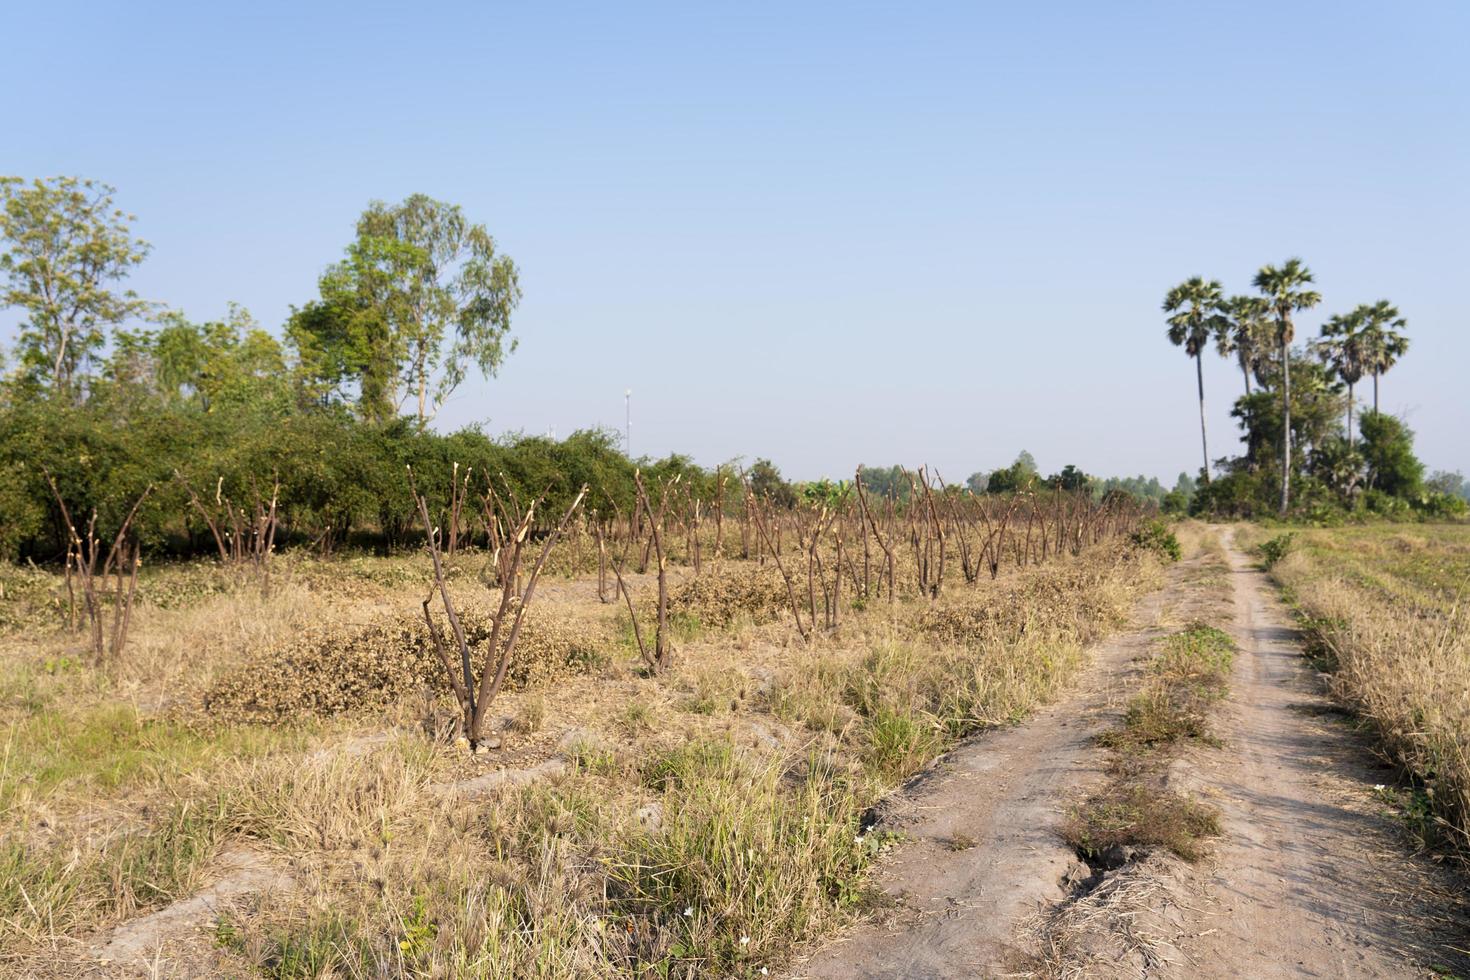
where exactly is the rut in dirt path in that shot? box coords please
[787,558,1190,979]
[1153,532,1470,980]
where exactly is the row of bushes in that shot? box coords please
[0,400,754,561]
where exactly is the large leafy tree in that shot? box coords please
[1252,258,1321,514]
[1163,276,1227,482]
[290,194,521,426]
[1232,353,1343,473]
[0,177,151,396]
[1216,294,1272,396]
[1315,308,1368,447]
[1356,300,1408,413]
[108,304,286,411]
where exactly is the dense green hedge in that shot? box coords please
[0,399,724,561]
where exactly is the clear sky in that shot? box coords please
[7,1,1467,482]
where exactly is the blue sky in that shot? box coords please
[7,1,1467,482]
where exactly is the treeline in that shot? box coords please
[855,454,1189,506]
[0,395,716,560]
[1162,260,1466,521]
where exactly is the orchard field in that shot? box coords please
[0,482,1170,977]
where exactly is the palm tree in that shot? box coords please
[1216,295,1272,396]
[1253,258,1322,515]
[1316,309,1367,447]
[1357,299,1409,413]
[1164,276,1227,483]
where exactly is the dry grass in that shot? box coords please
[1248,523,1470,851]
[1098,624,1233,752]
[1062,622,1231,867]
[1061,534,1234,880]
[1061,782,1221,863]
[0,534,1167,977]
[203,604,609,724]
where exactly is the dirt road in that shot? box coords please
[790,555,1182,978]
[1158,532,1470,978]
[791,531,1470,979]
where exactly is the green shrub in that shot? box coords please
[1259,532,1295,569]
[1130,519,1181,562]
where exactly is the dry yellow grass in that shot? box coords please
[0,531,1171,977]
[1250,523,1470,850]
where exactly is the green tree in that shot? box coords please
[1160,472,1194,514]
[116,305,286,411]
[0,177,151,396]
[1253,258,1321,515]
[1216,295,1272,396]
[1232,353,1343,474]
[1426,470,1468,502]
[284,290,391,418]
[1049,464,1091,492]
[748,458,796,507]
[1359,411,1424,498]
[290,194,521,426]
[985,452,1040,494]
[857,464,911,501]
[1356,300,1409,413]
[1310,436,1364,501]
[1164,277,1227,482]
[1314,308,1368,448]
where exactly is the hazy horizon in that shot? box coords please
[6,1,1466,483]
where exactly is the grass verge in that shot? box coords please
[1244,523,1470,855]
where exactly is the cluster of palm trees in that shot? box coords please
[1163,258,1409,515]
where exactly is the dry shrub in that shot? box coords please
[918,548,1153,649]
[1062,782,1220,863]
[666,564,788,630]
[0,563,68,632]
[203,606,608,723]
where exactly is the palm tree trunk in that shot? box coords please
[1240,353,1252,396]
[1373,371,1379,414]
[1346,381,1354,449]
[1279,336,1291,516]
[1196,352,1210,483]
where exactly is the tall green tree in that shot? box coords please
[290,194,521,426]
[1163,276,1227,482]
[0,177,151,396]
[1252,258,1321,515]
[1315,308,1368,447]
[1216,294,1271,396]
[1359,410,1423,498]
[1356,300,1409,413]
